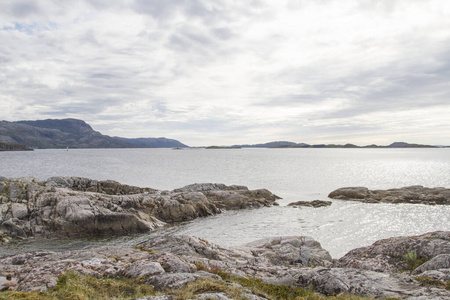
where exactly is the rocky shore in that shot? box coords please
[328,186,450,205]
[0,176,280,240]
[0,232,449,299]
[1,178,449,298]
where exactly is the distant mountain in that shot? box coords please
[113,137,188,148]
[0,119,188,149]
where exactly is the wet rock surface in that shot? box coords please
[0,177,280,240]
[328,185,450,205]
[0,232,448,299]
[287,200,332,208]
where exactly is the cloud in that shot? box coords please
[0,0,449,146]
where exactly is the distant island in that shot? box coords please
[228,141,439,149]
[0,118,188,149]
[206,146,242,149]
[0,118,445,150]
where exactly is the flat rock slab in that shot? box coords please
[328,185,450,205]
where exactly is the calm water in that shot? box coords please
[1,148,449,258]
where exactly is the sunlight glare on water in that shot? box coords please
[0,148,449,258]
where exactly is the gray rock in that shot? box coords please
[153,252,196,273]
[139,235,333,268]
[10,203,28,219]
[0,232,449,299]
[335,231,450,272]
[123,261,165,277]
[241,294,268,300]
[196,292,233,300]
[0,177,280,239]
[132,296,173,300]
[412,254,450,275]
[328,186,450,205]
[294,267,450,299]
[414,269,450,281]
[287,200,332,207]
[145,272,221,290]
[244,236,333,267]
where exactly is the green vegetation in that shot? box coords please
[134,245,158,255]
[192,263,376,300]
[0,268,379,300]
[414,276,450,290]
[0,142,33,151]
[0,272,154,300]
[403,251,427,272]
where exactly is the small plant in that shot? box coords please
[403,251,427,272]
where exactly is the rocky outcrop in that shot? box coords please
[0,234,331,293]
[335,231,450,273]
[0,177,280,240]
[328,186,450,205]
[0,232,449,299]
[287,200,332,208]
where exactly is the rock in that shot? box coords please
[294,267,449,299]
[328,187,369,200]
[287,200,332,208]
[328,186,450,205]
[145,271,221,290]
[138,235,333,268]
[132,296,173,300]
[414,269,450,281]
[243,236,333,267]
[241,294,268,300]
[0,177,280,239]
[196,292,233,300]
[335,231,450,272]
[123,261,165,278]
[0,232,449,299]
[412,254,450,275]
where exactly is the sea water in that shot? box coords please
[1,148,449,258]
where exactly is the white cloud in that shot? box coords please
[0,0,450,146]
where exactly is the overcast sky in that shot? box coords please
[1,0,449,146]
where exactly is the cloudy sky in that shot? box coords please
[1,0,449,146]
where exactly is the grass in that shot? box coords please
[0,272,154,300]
[0,266,389,300]
[193,263,377,300]
[414,276,450,290]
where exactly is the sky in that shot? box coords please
[1,0,450,147]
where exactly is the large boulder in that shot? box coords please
[328,186,450,205]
